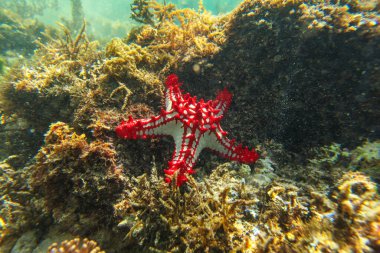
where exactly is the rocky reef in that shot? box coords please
[0,0,379,252]
[192,0,379,154]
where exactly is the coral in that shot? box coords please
[305,140,380,184]
[47,237,105,253]
[247,180,316,252]
[342,0,380,12]
[261,143,344,193]
[1,0,378,165]
[116,74,259,186]
[3,20,101,108]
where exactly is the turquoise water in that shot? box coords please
[31,0,242,39]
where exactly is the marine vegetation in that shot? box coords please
[114,161,380,252]
[0,0,378,252]
[0,0,227,166]
[116,74,259,186]
[0,0,58,19]
[0,156,33,247]
[66,0,85,33]
[0,21,101,164]
[0,8,48,57]
[29,122,126,233]
[114,164,260,252]
[130,0,157,25]
[251,170,380,252]
[105,0,227,91]
[350,140,380,182]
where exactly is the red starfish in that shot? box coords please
[116,74,259,186]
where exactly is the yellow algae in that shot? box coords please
[114,164,259,252]
[29,122,126,229]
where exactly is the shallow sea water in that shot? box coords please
[0,1,379,253]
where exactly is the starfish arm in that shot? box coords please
[164,126,202,186]
[212,88,232,117]
[165,74,184,111]
[115,110,177,139]
[203,126,259,164]
[165,156,196,187]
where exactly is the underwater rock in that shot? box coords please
[351,140,380,177]
[10,230,38,253]
[181,0,380,154]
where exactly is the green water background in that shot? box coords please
[37,0,242,39]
